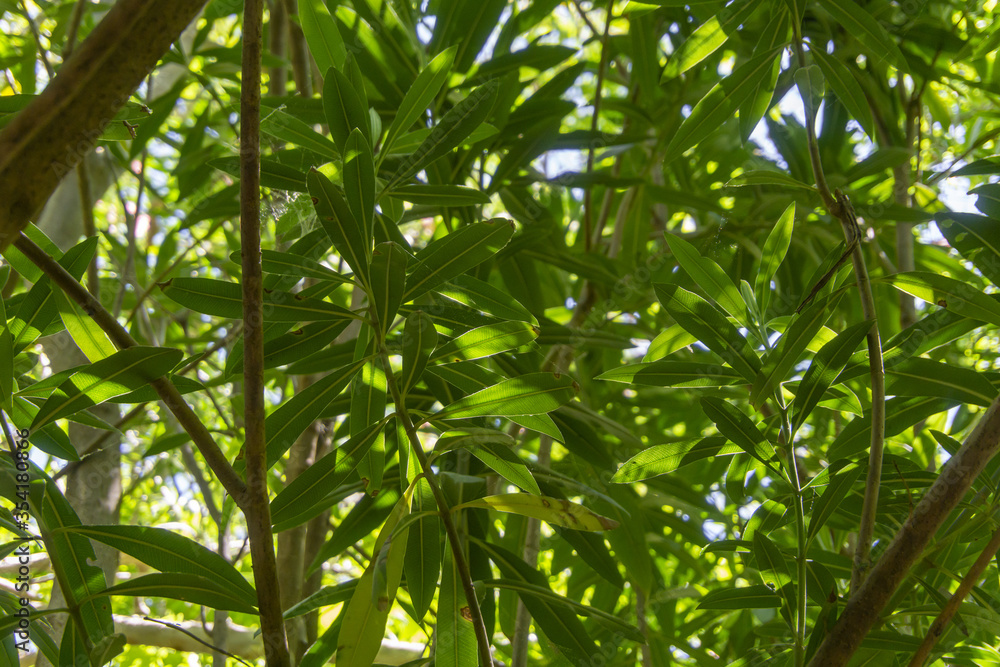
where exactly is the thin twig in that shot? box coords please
[142,616,253,667]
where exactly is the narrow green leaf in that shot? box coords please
[336,496,409,667]
[401,310,437,396]
[51,289,116,362]
[161,276,360,322]
[369,241,408,335]
[819,0,908,73]
[323,67,371,155]
[752,533,796,622]
[828,396,957,460]
[436,546,477,667]
[726,170,817,191]
[791,319,873,432]
[31,347,181,432]
[469,443,540,495]
[381,46,457,158]
[208,157,308,192]
[404,218,515,301]
[699,584,782,609]
[270,421,385,526]
[750,294,842,408]
[351,359,387,495]
[663,0,757,77]
[298,0,347,78]
[284,581,357,620]
[58,524,257,608]
[387,184,490,206]
[388,80,500,189]
[403,479,440,623]
[431,321,538,363]
[755,202,795,316]
[666,233,749,329]
[654,283,762,382]
[936,212,1000,288]
[809,47,875,140]
[261,107,339,159]
[244,249,352,285]
[257,359,365,471]
[308,168,371,284]
[438,274,537,323]
[597,361,742,387]
[886,358,998,407]
[93,573,257,614]
[701,396,777,467]
[666,49,781,159]
[611,437,740,483]
[807,464,861,542]
[794,64,825,120]
[344,128,376,241]
[880,272,1000,328]
[456,494,618,531]
[433,372,578,421]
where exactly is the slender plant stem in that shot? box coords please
[777,394,807,666]
[906,524,1000,667]
[239,0,290,663]
[376,343,494,666]
[791,34,885,594]
[582,0,614,253]
[13,233,247,501]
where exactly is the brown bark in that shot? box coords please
[808,397,1000,665]
[0,0,209,246]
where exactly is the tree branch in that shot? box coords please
[239,0,290,663]
[0,0,210,246]
[807,396,1000,665]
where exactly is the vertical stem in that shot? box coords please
[777,396,807,667]
[582,0,614,253]
[239,0,290,663]
[376,344,494,666]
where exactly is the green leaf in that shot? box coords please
[381,46,456,158]
[369,241,409,334]
[437,274,537,323]
[725,170,817,191]
[597,361,743,387]
[298,0,347,79]
[403,479,440,623]
[755,202,795,316]
[51,289,116,362]
[388,79,500,189]
[791,319,873,432]
[456,494,618,531]
[809,47,875,140]
[404,218,515,301]
[252,249,353,284]
[654,283,762,383]
[434,372,578,421]
[750,294,842,408]
[208,157,308,192]
[401,310,437,396]
[476,540,600,663]
[436,547,477,667]
[936,212,1000,288]
[58,525,258,609]
[666,49,781,159]
[323,67,371,155]
[611,437,740,483]
[468,442,540,495]
[161,277,360,322]
[699,584,782,609]
[431,321,538,363]
[336,496,409,667]
[819,0,908,73]
[663,0,757,77]
[700,396,777,467]
[261,108,339,160]
[829,396,957,460]
[93,573,258,614]
[666,234,749,328]
[284,581,357,620]
[257,359,365,471]
[794,64,825,120]
[308,168,371,284]
[351,359,387,494]
[387,184,491,206]
[270,420,386,527]
[31,347,182,432]
[344,128,376,241]
[229,320,351,376]
[807,463,861,542]
[880,272,1000,328]
[885,358,998,407]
